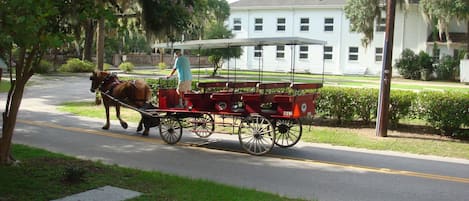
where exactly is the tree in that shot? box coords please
[138,0,196,42]
[420,0,469,57]
[0,0,77,165]
[344,0,382,47]
[201,23,241,77]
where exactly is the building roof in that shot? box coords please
[230,0,346,9]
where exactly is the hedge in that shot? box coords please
[316,87,468,136]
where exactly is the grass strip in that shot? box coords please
[0,144,304,201]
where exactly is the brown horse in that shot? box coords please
[90,70,153,135]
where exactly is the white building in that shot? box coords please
[226,0,467,75]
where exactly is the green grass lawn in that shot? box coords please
[0,144,303,201]
[59,101,469,160]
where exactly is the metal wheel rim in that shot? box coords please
[238,115,275,155]
[274,118,302,148]
[159,117,182,144]
[192,113,215,138]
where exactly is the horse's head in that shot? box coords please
[90,70,109,92]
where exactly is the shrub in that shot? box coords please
[35,60,54,74]
[316,87,356,124]
[354,88,378,124]
[416,91,469,135]
[103,63,112,71]
[395,49,420,80]
[63,166,86,183]
[435,55,459,81]
[158,62,167,70]
[59,58,95,72]
[416,51,434,81]
[389,90,416,128]
[119,62,134,72]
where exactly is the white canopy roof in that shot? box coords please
[153,37,326,49]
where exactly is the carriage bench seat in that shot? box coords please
[184,92,215,111]
[210,92,247,113]
[226,81,259,89]
[257,82,291,90]
[273,93,320,118]
[197,82,228,89]
[290,83,323,90]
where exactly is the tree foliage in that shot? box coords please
[420,0,469,53]
[138,0,195,42]
[344,0,382,47]
[0,0,80,165]
[201,23,241,77]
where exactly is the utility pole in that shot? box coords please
[376,0,396,137]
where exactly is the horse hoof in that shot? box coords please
[102,126,109,130]
[137,125,143,132]
[142,131,149,136]
[121,122,128,129]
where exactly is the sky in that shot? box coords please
[226,0,238,3]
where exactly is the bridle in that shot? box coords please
[91,73,120,93]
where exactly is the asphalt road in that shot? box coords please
[1,73,469,201]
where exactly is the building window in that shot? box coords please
[299,46,308,59]
[254,18,263,31]
[276,45,285,58]
[254,46,262,58]
[277,18,286,31]
[324,18,334,32]
[349,47,359,61]
[233,18,241,31]
[300,18,309,31]
[376,18,386,32]
[375,47,383,62]
[324,46,333,60]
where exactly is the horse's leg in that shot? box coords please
[116,104,128,129]
[137,118,143,132]
[103,104,110,130]
[143,126,150,136]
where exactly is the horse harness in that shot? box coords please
[98,73,148,104]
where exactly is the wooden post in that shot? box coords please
[376,0,396,137]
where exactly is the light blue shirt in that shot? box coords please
[174,56,192,82]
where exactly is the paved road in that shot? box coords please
[2,73,469,201]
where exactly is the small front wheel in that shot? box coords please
[274,118,302,148]
[192,113,215,138]
[159,117,183,144]
[238,115,275,156]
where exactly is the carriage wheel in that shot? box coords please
[238,115,275,156]
[192,113,215,138]
[274,118,302,148]
[159,117,183,144]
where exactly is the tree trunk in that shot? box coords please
[96,2,105,71]
[466,20,469,59]
[0,80,26,165]
[83,20,95,62]
[0,47,32,165]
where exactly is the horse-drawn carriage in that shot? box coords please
[90,37,325,155]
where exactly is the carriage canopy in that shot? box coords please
[153,37,326,50]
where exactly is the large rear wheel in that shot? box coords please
[238,115,275,155]
[274,118,302,148]
[159,117,183,144]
